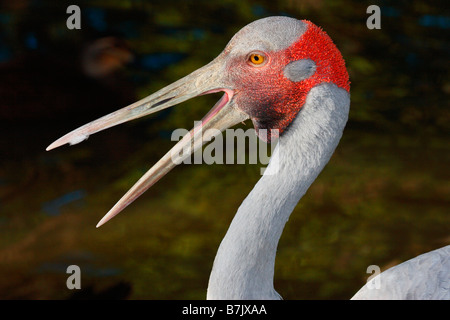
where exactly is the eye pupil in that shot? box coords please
[249,53,265,66]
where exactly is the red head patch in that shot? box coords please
[231,20,350,142]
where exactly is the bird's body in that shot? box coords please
[47,16,449,300]
[352,245,450,300]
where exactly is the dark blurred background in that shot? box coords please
[0,0,448,299]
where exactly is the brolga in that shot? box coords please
[47,17,449,300]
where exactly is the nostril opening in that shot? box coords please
[152,97,175,109]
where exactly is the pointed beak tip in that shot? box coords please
[96,215,110,228]
[46,141,67,151]
[46,143,56,151]
[46,138,67,152]
[46,132,90,151]
[95,206,121,228]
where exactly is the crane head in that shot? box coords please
[46,16,350,227]
[224,17,350,141]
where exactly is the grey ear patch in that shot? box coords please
[283,59,316,82]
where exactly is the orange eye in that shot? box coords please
[248,53,266,66]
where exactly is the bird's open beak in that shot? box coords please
[46,58,249,227]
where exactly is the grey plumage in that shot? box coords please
[352,245,450,300]
[284,59,316,82]
[225,16,306,55]
[207,83,350,299]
